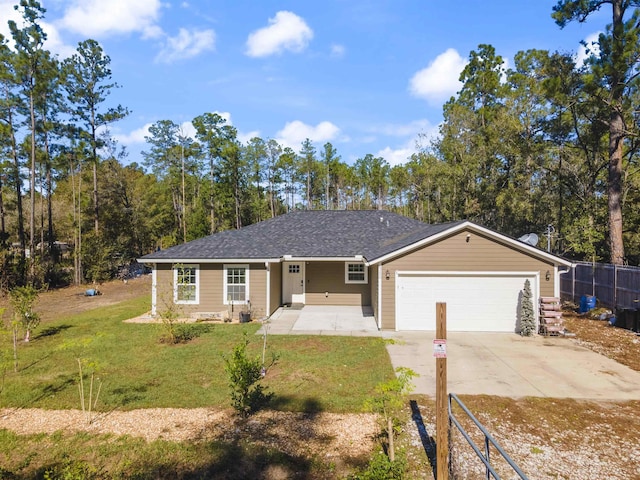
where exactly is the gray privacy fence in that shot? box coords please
[560,261,640,310]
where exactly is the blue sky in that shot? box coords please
[1,1,608,166]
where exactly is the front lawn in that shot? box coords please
[0,296,395,413]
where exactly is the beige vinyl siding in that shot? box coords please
[268,262,282,316]
[370,266,379,320]
[305,261,371,306]
[380,230,556,330]
[154,263,267,319]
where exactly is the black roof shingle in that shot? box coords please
[140,210,464,263]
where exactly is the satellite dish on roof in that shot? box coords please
[518,233,539,247]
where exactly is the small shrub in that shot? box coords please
[165,324,208,344]
[223,334,275,417]
[44,458,98,480]
[350,450,407,480]
[364,367,416,462]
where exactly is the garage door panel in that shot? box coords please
[396,274,536,332]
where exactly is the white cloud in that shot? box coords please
[409,48,467,104]
[238,130,262,144]
[178,121,196,139]
[370,119,433,137]
[374,121,441,166]
[376,145,416,167]
[0,1,20,43]
[113,123,152,145]
[155,28,215,63]
[41,21,77,58]
[276,120,340,149]
[330,43,345,58]
[575,31,601,66]
[246,11,313,58]
[58,0,163,39]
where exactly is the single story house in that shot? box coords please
[138,210,572,332]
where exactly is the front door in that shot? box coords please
[283,262,305,304]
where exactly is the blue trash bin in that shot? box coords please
[580,295,596,313]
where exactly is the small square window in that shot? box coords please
[345,263,367,284]
[289,265,300,274]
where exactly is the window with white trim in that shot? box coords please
[173,264,199,304]
[224,264,249,304]
[345,262,368,284]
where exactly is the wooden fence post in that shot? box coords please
[436,302,448,480]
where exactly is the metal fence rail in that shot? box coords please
[560,261,640,310]
[448,393,528,479]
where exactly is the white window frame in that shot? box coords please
[224,264,250,305]
[173,264,199,304]
[345,262,368,284]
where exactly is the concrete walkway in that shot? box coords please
[256,305,379,336]
[257,307,640,400]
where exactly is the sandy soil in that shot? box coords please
[0,275,152,323]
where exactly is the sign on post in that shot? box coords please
[433,339,447,358]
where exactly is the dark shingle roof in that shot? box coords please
[140,210,463,262]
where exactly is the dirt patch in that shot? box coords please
[563,311,640,371]
[0,275,152,324]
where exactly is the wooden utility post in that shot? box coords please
[435,302,449,480]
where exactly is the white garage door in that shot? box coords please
[396,272,537,332]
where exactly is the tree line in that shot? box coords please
[1,0,640,291]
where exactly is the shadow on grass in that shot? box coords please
[17,375,76,409]
[18,353,52,373]
[410,400,437,478]
[33,324,72,340]
[111,384,148,407]
[32,440,319,480]
[269,395,324,413]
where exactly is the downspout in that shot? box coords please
[377,264,382,330]
[556,265,572,299]
[265,261,271,317]
[151,264,157,316]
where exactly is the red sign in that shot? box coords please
[433,339,447,358]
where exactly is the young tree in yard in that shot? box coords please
[59,336,104,424]
[553,0,640,264]
[520,279,536,336]
[364,367,417,462]
[0,307,11,390]
[223,334,276,417]
[9,285,40,343]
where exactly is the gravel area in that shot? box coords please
[0,407,378,465]
[408,400,640,480]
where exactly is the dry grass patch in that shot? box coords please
[563,311,640,371]
[409,396,640,479]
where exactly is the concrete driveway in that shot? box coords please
[259,307,640,400]
[383,331,640,401]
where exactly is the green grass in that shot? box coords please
[1,296,394,413]
[0,429,341,479]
